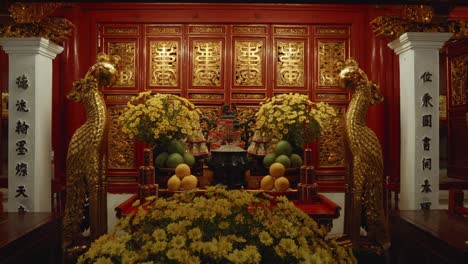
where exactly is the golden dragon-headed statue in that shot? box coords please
[63,53,120,245]
[339,58,390,251]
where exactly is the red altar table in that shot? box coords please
[115,189,341,230]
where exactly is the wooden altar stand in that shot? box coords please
[390,209,468,264]
[115,189,341,230]
[0,212,62,264]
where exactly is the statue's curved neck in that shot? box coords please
[347,87,370,128]
[83,89,106,122]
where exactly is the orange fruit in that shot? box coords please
[175,164,191,179]
[260,175,275,190]
[181,175,198,190]
[167,175,181,191]
[274,177,290,191]
[269,162,286,178]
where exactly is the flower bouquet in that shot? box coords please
[254,93,336,151]
[78,186,356,264]
[118,92,202,149]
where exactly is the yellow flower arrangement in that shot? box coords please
[255,93,337,149]
[119,92,201,147]
[78,186,356,264]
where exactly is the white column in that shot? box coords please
[388,32,451,210]
[0,38,63,212]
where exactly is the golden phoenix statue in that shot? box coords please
[339,58,390,251]
[63,53,120,245]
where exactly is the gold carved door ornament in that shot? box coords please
[193,41,222,86]
[318,41,345,87]
[277,41,304,87]
[108,42,136,87]
[150,41,178,87]
[235,40,263,86]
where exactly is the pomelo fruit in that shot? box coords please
[263,153,276,168]
[181,175,198,190]
[167,175,181,191]
[260,175,275,190]
[175,164,191,179]
[290,153,303,168]
[166,153,184,168]
[183,152,195,167]
[269,162,286,178]
[274,176,290,191]
[274,140,293,156]
[168,140,185,155]
[155,152,169,168]
[275,154,291,168]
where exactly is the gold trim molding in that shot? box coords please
[450,54,468,106]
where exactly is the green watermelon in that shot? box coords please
[168,140,185,155]
[275,140,293,156]
[263,153,277,168]
[275,154,291,168]
[290,153,303,168]
[183,152,196,167]
[155,152,169,168]
[166,153,184,168]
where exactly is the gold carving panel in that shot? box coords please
[450,54,468,106]
[107,41,136,88]
[104,27,138,35]
[197,106,221,128]
[276,40,305,87]
[146,25,181,35]
[316,28,348,35]
[233,26,267,34]
[192,40,222,87]
[318,40,346,87]
[318,106,346,168]
[189,26,225,34]
[234,40,264,87]
[274,26,308,35]
[149,40,179,87]
[108,107,135,169]
[232,93,265,100]
[189,93,224,100]
[315,93,348,101]
[236,106,258,124]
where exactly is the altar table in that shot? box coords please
[0,212,62,264]
[390,210,468,264]
[115,190,341,230]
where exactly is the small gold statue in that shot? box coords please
[63,53,120,245]
[339,58,390,251]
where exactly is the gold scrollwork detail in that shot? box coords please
[193,41,222,86]
[236,106,258,124]
[105,27,138,35]
[275,27,307,35]
[233,27,266,34]
[316,28,347,35]
[190,93,223,100]
[108,42,136,87]
[147,27,180,34]
[277,40,304,87]
[450,54,468,106]
[190,26,224,34]
[108,107,135,169]
[235,40,263,86]
[319,106,346,168]
[232,93,265,99]
[316,93,348,100]
[150,41,178,87]
[198,106,221,129]
[105,95,137,102]
[318,41,345,86]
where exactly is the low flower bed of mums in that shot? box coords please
[78,186,356,264]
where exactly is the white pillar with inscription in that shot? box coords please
[0,37,63,212]
[388,32,451,210]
